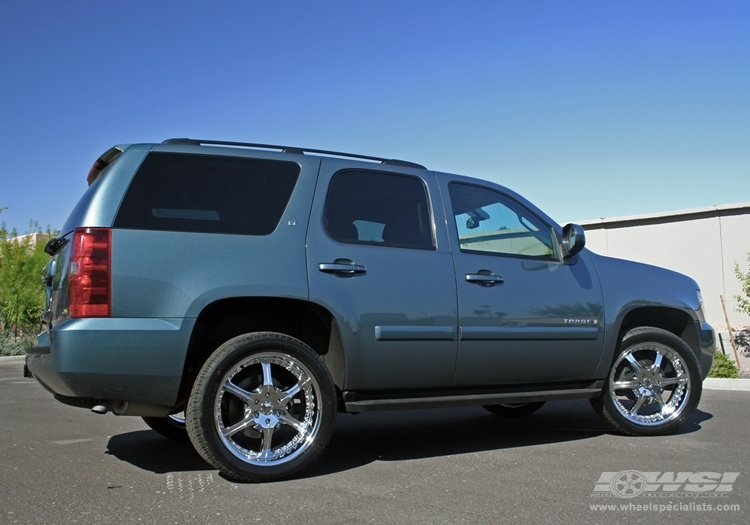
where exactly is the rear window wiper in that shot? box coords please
[44,237,68,256]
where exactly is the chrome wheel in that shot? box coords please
[596,327,701,436]
[215,352,323,466]
[608,344,690,426]
[187,332,336,482]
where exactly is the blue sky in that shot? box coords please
[1,1,748,233]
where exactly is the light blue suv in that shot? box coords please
[26,139,715,482]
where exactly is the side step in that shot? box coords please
[343,381,604,412]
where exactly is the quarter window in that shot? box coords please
[114,152,300,235]
[449,183,556,259]
[323,170,434,250]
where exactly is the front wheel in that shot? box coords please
[186,332,337,482]
[595,327,701,436]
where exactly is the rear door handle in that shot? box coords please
[318,260,367,276]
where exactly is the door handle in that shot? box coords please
[318,260,367,276]
[465,272,504,286]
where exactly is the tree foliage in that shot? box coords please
[0,214,54,337]
[735,252,750,317]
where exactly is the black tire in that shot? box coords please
[186,332,337,482]
[142,413,189,441]
[596,327,701,436]
[482,402,545,417]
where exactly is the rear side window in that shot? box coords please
[323,170,434,250]
[114,152,300,235]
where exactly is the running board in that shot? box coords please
[342,381,605,412]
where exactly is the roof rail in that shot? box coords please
[162,138,427,170]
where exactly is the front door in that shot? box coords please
[444,180,605,386]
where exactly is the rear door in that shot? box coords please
[307,160,458,391]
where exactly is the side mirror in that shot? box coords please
[562,223,586,259]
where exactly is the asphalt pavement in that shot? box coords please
[1,356,748,525]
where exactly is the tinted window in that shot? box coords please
[114,152,300,235]
[449,183,557,259]
[323,170,434,249]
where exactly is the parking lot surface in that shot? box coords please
[1,357,747,524]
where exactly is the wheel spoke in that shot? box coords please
[261,361,274,388]
[222,381,253,404]
[222,415,256,438]
[613,380,640,390]
[279,376,311,405]
[658,374,688,387]
[625,353,646,373]
[652,349,664,370]
[629,393,648,416]
[259,427,275,460]
[278,411,308,434]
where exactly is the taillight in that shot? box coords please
[68,228,111,318]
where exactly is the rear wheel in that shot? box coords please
[186,332,336,482]
[482,402,545,417]
[595,327,701,436]
[142,412,189,441]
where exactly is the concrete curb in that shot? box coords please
[0,355,25,361]
[703,378,750,391]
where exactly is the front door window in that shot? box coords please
[449,183,557,259]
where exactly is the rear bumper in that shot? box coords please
[25,317,194,408]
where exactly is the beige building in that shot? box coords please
[579,202,750,333]
[9,232,51,247]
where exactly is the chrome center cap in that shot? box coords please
[638,386,655,398]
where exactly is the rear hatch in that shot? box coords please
[41,147,124,328]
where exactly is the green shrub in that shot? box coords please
[708,352,740,379]
[0,333,36,357]
[1,219,54,338]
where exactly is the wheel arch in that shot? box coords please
[616,306,701,362]
[176,297,346,407]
